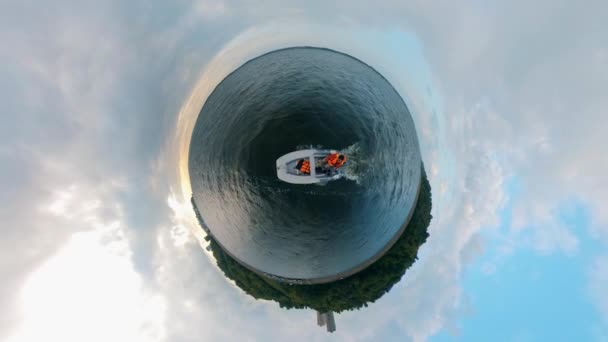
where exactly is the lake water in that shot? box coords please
[189,47,421,283]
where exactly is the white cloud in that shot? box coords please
[8,227,166,342]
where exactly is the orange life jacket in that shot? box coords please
[297,159,311,174]
[325,153,346,169]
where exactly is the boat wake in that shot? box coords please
[339,143,368,184]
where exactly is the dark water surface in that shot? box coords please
[189,47,421,282]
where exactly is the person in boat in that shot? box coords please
[295,158,311,174]
[320,152,347,175]
[325,153,347,169]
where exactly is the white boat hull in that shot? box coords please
[276,149,343,184]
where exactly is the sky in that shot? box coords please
[1,1,607,341]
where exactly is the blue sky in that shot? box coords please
[433,181,605,342]
[1,1,607,341]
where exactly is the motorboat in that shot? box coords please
[276,149,343,184]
